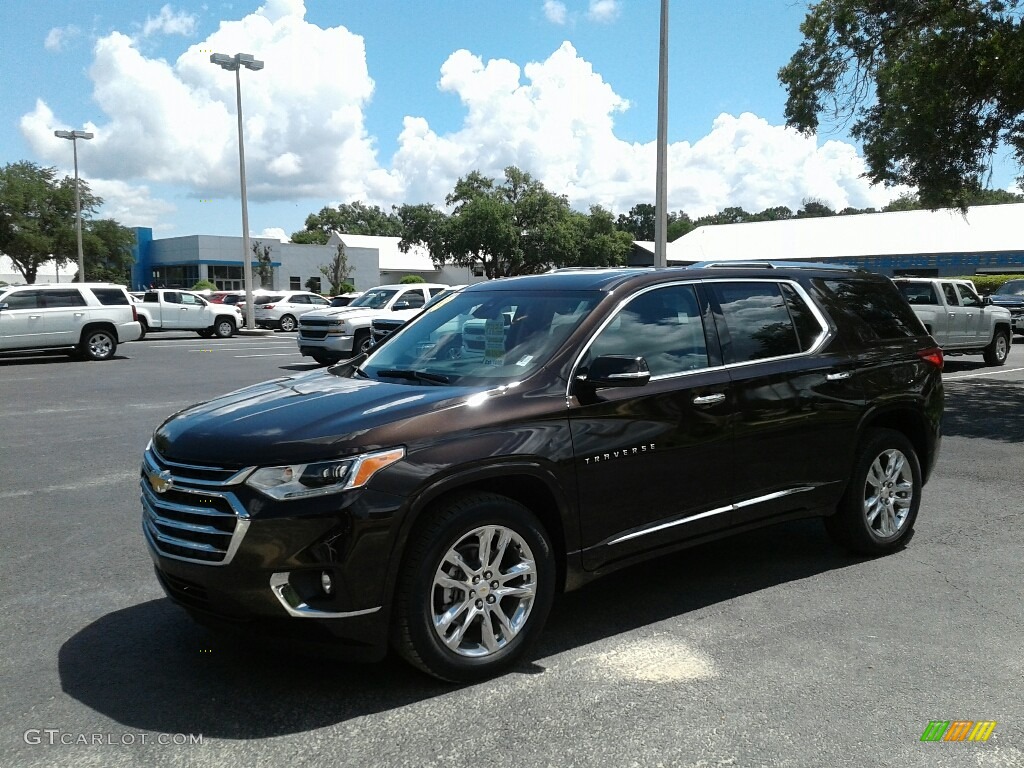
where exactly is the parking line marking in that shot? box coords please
[187,346,293,352]
[945,366,1024,380]
[234,353,304,358]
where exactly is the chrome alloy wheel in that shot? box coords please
[87,331,114,359]
[431,525,537,657]
[863,448,914,538]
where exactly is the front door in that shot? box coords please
[569,283,735,571]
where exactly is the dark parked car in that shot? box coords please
[988,279,1024,336]
[142,265,943,681]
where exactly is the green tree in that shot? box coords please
[779,0,1024,208]
[252,241,273,289]
[319,242,351,295]
[573,206,633,267]
[399,166,581,278]
[291,201,402,243]
[667,211,695,241]
[0,161,100,283]
[191,279,217,291]
[81,219,135,284]
[399,274,425,284]
[616,203,657,240]
[796,199,836,218]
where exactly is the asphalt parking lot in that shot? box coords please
[1,334,1022,768]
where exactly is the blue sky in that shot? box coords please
[3,1,1006,242]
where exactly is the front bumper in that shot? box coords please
[141,446,405,659]
[297,331,356,355]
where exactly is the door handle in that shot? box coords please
[826,371,851,381]
[693,393,725,405]
[29,315,41,319]
[74,312,85,317]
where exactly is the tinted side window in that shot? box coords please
[896,282,939,306]
[3,290,42,309]
[590,284,709,376]
[956,284,983,308]
[820,279,923,341]
[41,289,87,308]
[291,295,311,304]
[399,291,426,309]
[780,284,824,352]
[91,288,129,306]
[428,287,446,297]
[941,283,960,306]
[709,282,800,363]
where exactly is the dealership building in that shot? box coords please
[635,202,1024,275]
[128,228,479,293]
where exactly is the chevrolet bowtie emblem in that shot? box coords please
[149,469,174,494]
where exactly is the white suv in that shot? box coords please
[0,283,142,360]
[253,291,330,331]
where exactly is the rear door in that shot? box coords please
[569,282,735,570]
[705,279,861,525]
[40,287,89,344]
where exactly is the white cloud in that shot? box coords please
[392,45,900,216]
[256,226,289,241]
[543,1,568,25]
[587,0,620,23]
[21,1,383,205]
[143,5,198,37]
[22,7,899,233]
[89,179,178,229]
[45,26,80,52]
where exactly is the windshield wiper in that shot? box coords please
[376,369,451,385]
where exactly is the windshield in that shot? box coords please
[994,281,1024,296]
[350,289,398,309]
[359,289,601,386]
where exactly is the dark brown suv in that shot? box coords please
[142,264,943,681]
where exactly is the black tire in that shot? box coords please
[196,328,215,338]
[214,317,236,338]
[982,328,1010,366]
[137,319,148,341]
[310,353,335,366]
[79,328,117,361]
[392,492,555,682]
[279,314,297,332]
[352,329,372,356]
[824,428,921,555]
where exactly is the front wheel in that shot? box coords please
[824,428,921,555]
[214,318,236,338]
[392,492,555,682]
[137,319,148,340]
[353,329,372,356]
[80,328,117,361]
[982,328,1010,366]
[278,314,297,332]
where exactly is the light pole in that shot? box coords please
[654,0,669,268]
[211,51,263,331]
[54,129,94,281]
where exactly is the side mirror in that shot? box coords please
[579,355,651,388]
[983,296,992,306]
[0,302,8,312]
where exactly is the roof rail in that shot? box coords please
[689,260,858,271]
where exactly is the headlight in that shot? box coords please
[245,447,405,500]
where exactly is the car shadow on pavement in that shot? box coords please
[58,518,867,737]
[942,378,1024,442]
[0,352,130,365]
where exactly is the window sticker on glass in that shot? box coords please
[484,319,505,365]
[515,355,534,367]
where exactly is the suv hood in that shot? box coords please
[302,307,374,320]
[153,370,480,467]
[990,295,1024,307]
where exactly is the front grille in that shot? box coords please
[300,318,333,328]
[300,330,328,340]
[141,445,252,566]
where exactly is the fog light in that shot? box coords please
[321,571,333,595]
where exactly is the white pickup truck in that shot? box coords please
[134,289,242,339]
[893,278,1012,366]
[296,283,449,365]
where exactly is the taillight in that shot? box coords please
[131,303,138,322]
[262,304,275,309]
[917,347,944,370]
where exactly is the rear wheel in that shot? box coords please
[982,328,1009,366]
[279,314,297,332]
[80,328,117,361]
[824,428,921,555]
[392,492,555,682]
